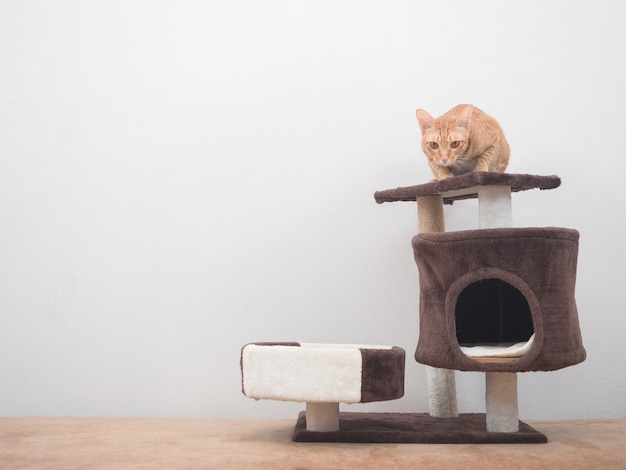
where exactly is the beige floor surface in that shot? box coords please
[1,417,625,469]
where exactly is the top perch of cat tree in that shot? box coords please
[374,172,561,205]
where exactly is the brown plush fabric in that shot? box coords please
[412,227,586,372]
[359,346,405,403]
[293,412,547,444]
[374,172,561,204]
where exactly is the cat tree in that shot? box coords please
[376,172,586,435]
[240,172,585,444]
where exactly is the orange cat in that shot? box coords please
[415,104,510,181]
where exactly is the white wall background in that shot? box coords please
[1,0,625,420]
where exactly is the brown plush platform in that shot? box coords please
[2,417,625,469]
[293,412,547,444]
[374,172,561,204]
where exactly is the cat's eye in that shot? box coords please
[428,142,439,150]
[450,141,461,149]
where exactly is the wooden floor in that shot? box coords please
[1,417,625,469]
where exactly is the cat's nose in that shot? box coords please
[441,156,449,163]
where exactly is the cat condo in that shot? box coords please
[240,171,585,444]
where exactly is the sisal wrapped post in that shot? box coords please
[417,195,458,418]
[417,195,445,233]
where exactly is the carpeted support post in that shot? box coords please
[478,185,519,432]
[417,195,458,419]
[486,373,519,432]
[478,185,512,228]
[306,402,339,432]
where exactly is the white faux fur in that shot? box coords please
[460,334,535,358]
[426,366,458,418]
[299,343,393,350]
[478,185,512,229]
[486,372,519,432]
[241,344,365,403]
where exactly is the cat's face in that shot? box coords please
[416,106,472,168]
[420,128,469,167]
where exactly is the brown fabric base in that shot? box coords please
[293,412,547,444]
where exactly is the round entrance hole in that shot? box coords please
[455,278,534,346]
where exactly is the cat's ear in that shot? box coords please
[416,109,434,133]
[456,105,474,130]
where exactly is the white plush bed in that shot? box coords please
[240,342,405,431]
[460,334,535,360]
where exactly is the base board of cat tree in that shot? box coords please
[292,411,547,444]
